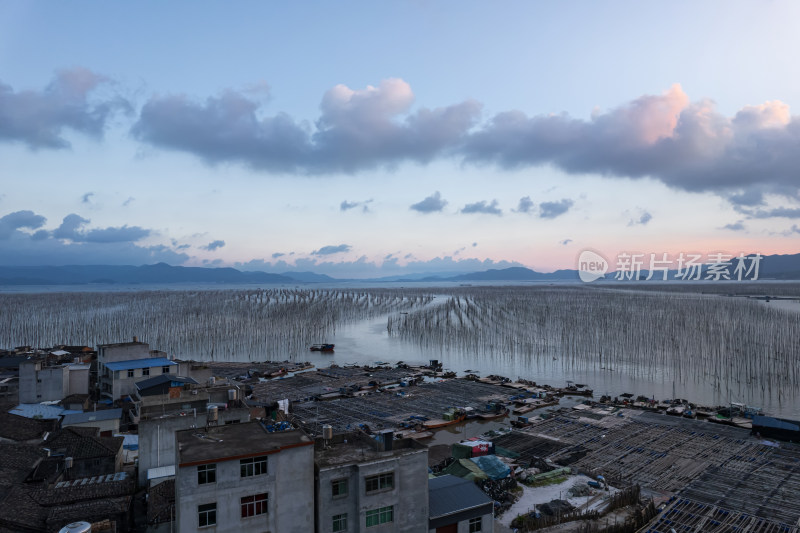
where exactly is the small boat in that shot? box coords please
[310,343,335,352]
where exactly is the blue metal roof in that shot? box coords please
[105,358,176,371]
[61,408,123,426]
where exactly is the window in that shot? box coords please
[365,472,393,493]
[127,369,134,378]
[142,367,150,376]
[240,493,268,518]
[240,455,268,477]
[197,464,216,484]
[162,365,171,373]
[331,478,348,498]
[469,517,483,532]
[365,506,393,527]
[332,513,347,532]
[198,503,216,527]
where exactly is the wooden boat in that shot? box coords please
[424,413,467,429]
[310,343,335,352]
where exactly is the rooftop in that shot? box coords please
[105,358,176,371]
[135,373,198,391]
[177,422,312,466]
[61,408,122,426]
[42,428,123,459]
[314,432,427,469]
[98,341,148,348]
[428,475,494,519]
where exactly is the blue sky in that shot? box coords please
[1,1,799,277]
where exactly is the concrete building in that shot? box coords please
[175,422,314,533]
[97,339,173,400]
[18,359,89,403]
[137,405,250,487]
[61,408,123,435]
[428,475,494,533]
[314,432,429,533]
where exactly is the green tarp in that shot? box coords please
[440,458,488,481]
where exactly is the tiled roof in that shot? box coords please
[61,408,122,426]
[42,428,123,460]
[0,410,57,441]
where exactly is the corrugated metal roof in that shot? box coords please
[428,474,493,519]
[105,358,176,371]
[135,374,198,390]
[10,404,81,420]
[61,408,122,425]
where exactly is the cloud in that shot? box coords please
[0,210,47,238]
[132,78,481,174]
[0,210,186,266]
[311,244,351,255]
[627,209,652,226]
[204,240,226,251]
[723,221,746,231]
[271,252,285,259]
[735,205,800,219]
[340,199,373,212]
[560,239,573,245]
[472,242,477,247]
[515,196,534,213]
[51,213,150,242]
[410,191,448,213]
[539,199,573,219]
[0,68,129,149]
[123,197,135,207]
[81,192,94,204]
[461,199,502,216]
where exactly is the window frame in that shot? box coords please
[331,478,348,498]
[469,516,483,532]
[162,365,171,373]
[197,463,216,485]
[142,367,150,376]
[198,502,216,528]
[240,492,268,518]
[332,513,347,532]
[127,369,134,378]
[240,455,269,477]
[365,505,393,527]
[364,472,394,493]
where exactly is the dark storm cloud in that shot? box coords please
[539,199,573,219]
[0,68,129,149]
[460,199,502,216]
[410,191,448,213]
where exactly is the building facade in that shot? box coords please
[175,422,314,533]
[315,432,429,533]
[18,360,89,403]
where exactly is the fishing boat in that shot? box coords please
[309,343,335,352]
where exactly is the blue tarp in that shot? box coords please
[469,454,511,480]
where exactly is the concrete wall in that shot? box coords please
[66,365,89,396]
[175,441,314,533]
[19,361,71,403]
[98,342,151,363]
[137,407,250,487]
[109,365,173,400]
[316,448,429,533]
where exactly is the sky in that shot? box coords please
[1,1,800,278]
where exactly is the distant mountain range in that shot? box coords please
[0,253,799,286]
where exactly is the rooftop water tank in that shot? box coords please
[322,424,333,440]
[208,405,218,422]
[228,389,238,401]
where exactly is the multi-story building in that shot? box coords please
[428,475,494,533]
[175,422,314,533]
[96,339,176,400]
[314,431,429,533]
[18,359,90,403]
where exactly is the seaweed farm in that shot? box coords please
[1,283,799,417]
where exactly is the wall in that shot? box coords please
[99,343,151,363]
[137,407,250,487]
[175,441,314,533]
[428,512,494,533]
[316,446,429,533]
[66,365,90,396]
[19,361,68,403]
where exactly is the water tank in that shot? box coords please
[207,406,218,422]
[65,457,73,469]
[59,522,91,533]
[322,424,333,440]
[208,376,216,386]
[228,389,238,401]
